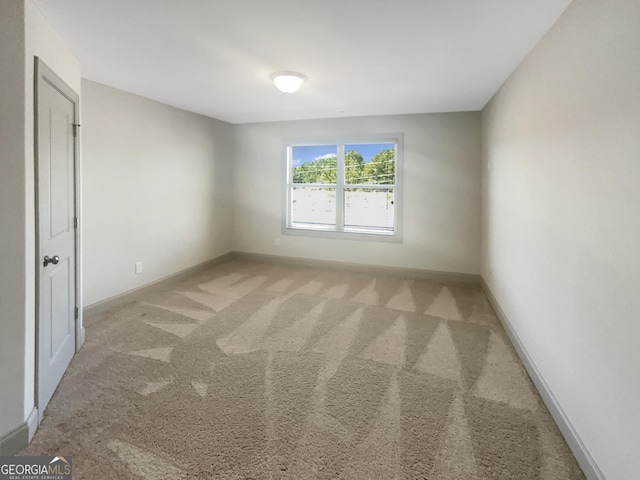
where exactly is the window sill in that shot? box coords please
[283,224,401,243]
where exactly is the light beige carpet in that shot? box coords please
[23,259,585,479]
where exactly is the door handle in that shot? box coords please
[43,255,60,267]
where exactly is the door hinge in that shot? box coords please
[74,217,78,229]
[74,307,79,320]
[72,123,81,137]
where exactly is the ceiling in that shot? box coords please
[32,0,572,124]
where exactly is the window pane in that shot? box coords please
[344,143,395,185]
[291,187,336,226]
[292,145,337,184]
[344,188,394,230]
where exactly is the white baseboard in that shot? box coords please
[77,326,86,351]
[232,251,481,285]
[480,277,605,480]
[84,251,480,320]
[27,408,39,442]
[0,408,39,455]
[83,252,234,317]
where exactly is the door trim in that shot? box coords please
[33,57,83,422]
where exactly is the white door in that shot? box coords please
[36,58,79,418]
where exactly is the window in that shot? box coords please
[285,137,401,238]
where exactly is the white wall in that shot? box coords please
[0,0,81,440]
[233,113,481,274]
[0,0,28,439]
[481,1,640,478]
[82,80,234,306]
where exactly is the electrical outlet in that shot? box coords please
[135,261,143,274]
[274,237,281,247]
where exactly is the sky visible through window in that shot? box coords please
[292,143,395,167]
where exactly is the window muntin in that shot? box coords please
[287,140,398,236]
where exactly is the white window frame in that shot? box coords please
[283,134,403,242]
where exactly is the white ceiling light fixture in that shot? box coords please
[271,71,306,94]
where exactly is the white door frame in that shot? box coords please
[34,56,84,420]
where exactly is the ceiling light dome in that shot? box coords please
[271,71,306,94]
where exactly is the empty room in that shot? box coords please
[0,0,638,479]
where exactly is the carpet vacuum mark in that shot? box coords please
[23,260,585,479]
